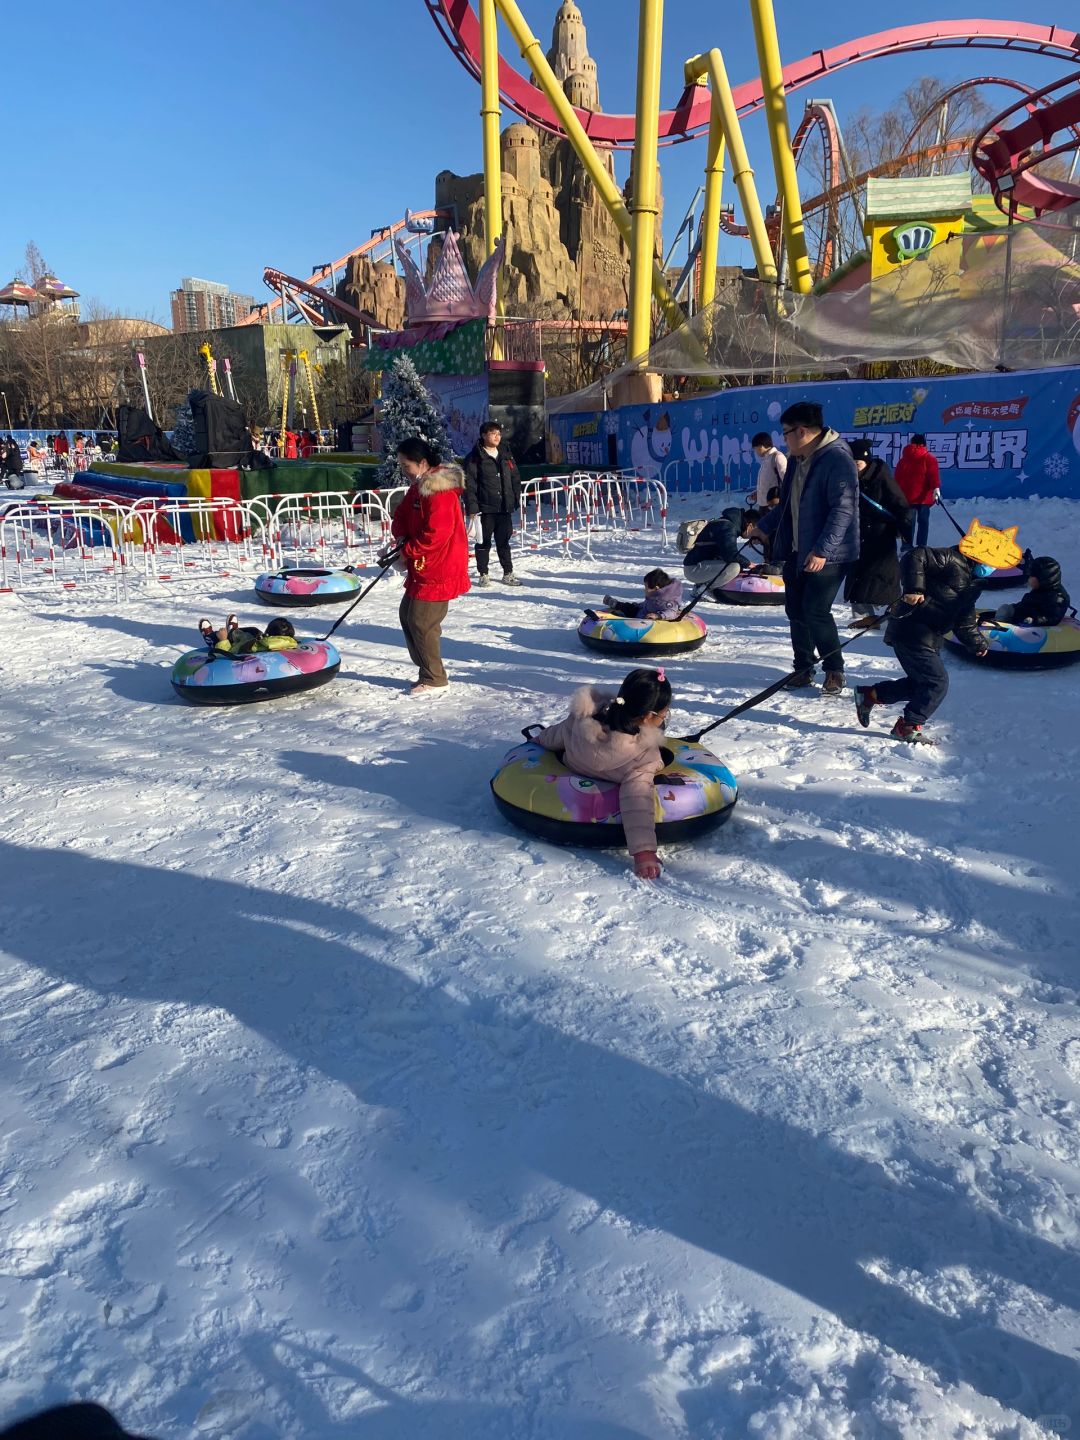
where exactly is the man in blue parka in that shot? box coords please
[748,401,859,694]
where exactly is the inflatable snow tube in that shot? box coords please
[255,568,362,607]
[491,739,738,846]
[171,640,341,704]
[712,568,786,606]
[945,615,1080,670]
[577,611,707,658]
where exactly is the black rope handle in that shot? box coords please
[681,608,906,744]
[319,545,403,642]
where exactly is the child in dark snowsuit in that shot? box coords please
[198,615,298,655]
[994,556,1070,628]
[854,544,990,743]
[601,568,683,620]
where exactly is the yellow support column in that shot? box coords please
[685,51,778,294]
[628,0,664,363]
[748,0,812,294]
[698,93,726,312]
[480,0,505,358]
[494,0,684,335]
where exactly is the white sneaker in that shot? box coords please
[502,572,523,586]
[476,574,491,588]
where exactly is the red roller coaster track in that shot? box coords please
[424,3,1080,148]
[973,72,1080,213]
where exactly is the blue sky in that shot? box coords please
[6,0,1072,319]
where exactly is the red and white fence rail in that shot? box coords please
[0,475,666,597]
[0,500,132,600]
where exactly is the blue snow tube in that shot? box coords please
[254,567,363,607]
[171,640,341,705]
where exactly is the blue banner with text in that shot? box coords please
[545,366,1080,500]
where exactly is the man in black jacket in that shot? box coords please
[854,543,991,743]
[463,421,522,587]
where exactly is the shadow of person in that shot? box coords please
[2,838,1077,1432]
[86,661,181,708]
[43,612,199,650]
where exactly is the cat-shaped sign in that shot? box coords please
[958,517,1022,571]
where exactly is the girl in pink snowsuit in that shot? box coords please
[533,668,673,880]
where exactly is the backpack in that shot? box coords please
[676,518,708,553]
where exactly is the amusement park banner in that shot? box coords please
[545,366,1080,502]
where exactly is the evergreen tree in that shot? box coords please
[171,398,197,459]
[376,356,452,486]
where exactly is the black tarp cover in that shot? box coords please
[187,389,270,470]
[115,406,182,464]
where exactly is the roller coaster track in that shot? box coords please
[718,77,1080,274]
[245,209,452,326]
[425,4,1080,148]
[972,72,1080,213]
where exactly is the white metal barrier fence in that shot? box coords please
[0,500,131,599]
[565,472,668,556]
[517,477,574,555]
[0,476,668,597]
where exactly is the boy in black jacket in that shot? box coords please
[463,420,522,587]
[854,543,992,743]
[995,555,1070,628]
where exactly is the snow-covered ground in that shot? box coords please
[1,495,1078,1439]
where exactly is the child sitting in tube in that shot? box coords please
[599,568,683,621]
[198,614,299,655]
[992,556,1070,628]
[532,668,672,881]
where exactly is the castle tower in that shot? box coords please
[501,123,542,193]
[546,0,600,112]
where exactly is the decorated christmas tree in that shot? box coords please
[376,356,453,486]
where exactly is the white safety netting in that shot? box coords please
[548,202,1080,411]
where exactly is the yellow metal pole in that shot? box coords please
[480,0,505,358]
[698,93,726,311]
[747,0,812,294]
[628,0,664,363]
[494,0,684,334]
[685,51,778,292]
[480,0,502,260]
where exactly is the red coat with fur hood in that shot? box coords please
[534,685,666,855]
[391,463,471,602]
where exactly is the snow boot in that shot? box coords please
[891,717,932,745]
[783,670,816,689]
[854,685,878,728]
[822,671,845,697]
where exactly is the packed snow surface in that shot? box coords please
[0,496,1078,1439]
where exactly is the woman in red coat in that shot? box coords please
[894,433,941,550]
[389,437,470,694]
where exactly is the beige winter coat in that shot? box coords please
[534,686,666,854]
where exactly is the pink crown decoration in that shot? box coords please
[395,231,505,326]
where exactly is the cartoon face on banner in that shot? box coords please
[1069,394,1080,458]
[629,411,672,479]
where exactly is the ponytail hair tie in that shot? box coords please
[656,668,666,683]
[614,696,625,705]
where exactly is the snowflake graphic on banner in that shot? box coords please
[1044,452,1071,480]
